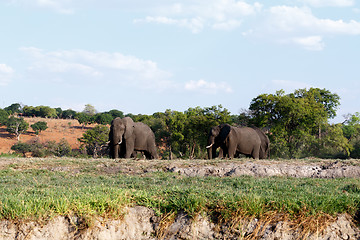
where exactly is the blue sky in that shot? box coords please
[0,0,359,123]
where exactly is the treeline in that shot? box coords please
[1,88,360,159]
[1,103,124,125]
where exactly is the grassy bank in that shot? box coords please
[0,158,360,227]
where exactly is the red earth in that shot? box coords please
[0,117,96,154]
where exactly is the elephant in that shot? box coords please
[109,117,158,159]
[206,124,269,159]
[253,127,270,159]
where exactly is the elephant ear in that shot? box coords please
[122,117,135,140]
[218,124,231,143]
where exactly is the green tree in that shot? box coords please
[4,103,22,115]
[76,112,94,129]
[22,106,36,117]
[5,116,29,141]
[61,109,77,119]
[342,112,360,158]
[94,113,113,125]
[78,125,109,158]
[55,107,63,118]
[249,88,341,158]
[107,109,124,119]
[31,121,48,135]
[82,104,97,116]
[0,108,9,125]
[164,110,187,159]
[309,124,351,158]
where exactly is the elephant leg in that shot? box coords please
[217,148,223,159]
[149,146,158,159]
[125,141,135,159]
[227,144,236,159]
[252,146,260,159]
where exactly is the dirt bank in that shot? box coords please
[1,206,359,240]
[167,159,360,178]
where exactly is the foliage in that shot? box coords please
[249,88,341,158]
[11,142,32,157]
[31,121,48,135]
[76,112,94,127]
[10,139,72,157]
[82,104,97,116]
[4,103,22,115]
[5,116,29,141]
[0,108,9,125]
[106,109,124,119]
[342,112,360,158]
[78,125,109,158]
[94,113,113,125]
[61,109,77,119]
[23,105,57,118]
[44,139,72,157]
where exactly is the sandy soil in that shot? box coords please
[0,117,96,153]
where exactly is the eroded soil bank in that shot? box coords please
[1,206,359,240]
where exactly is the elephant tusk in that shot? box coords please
[106,141,110,144]
[206,144,213,149]
[117,141,122,145]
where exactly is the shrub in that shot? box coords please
[31,121,48,135]
[11,142,32,157]
[78,125,109,158]
[11,138,73,158]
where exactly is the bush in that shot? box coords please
[31,121,48,135]
[11,142,32,157]
[11,138,72,158]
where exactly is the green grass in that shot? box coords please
[0,158,360,226]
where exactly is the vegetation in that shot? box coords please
[78,125,109,158]
[11,139,72,157]
[5,116,29,141]
[2,87,360,159]
[31,121,48,135]
[0,158,359,228]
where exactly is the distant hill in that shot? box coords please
[0,117,95,154]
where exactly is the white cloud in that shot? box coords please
[291,36,325,51]
[20,47,173,89]
[212,19,242,31]
[301,0,355,7]
[247,6,360,50]
[0,64,14,86]
[267,6,360,34]
[185,79,233,94]
[134,16,205,34]
[135,1,262,33]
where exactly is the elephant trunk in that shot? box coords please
[113,144,120,159]
[112,134,123,159]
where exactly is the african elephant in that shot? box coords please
[206,124,268,159]
[109,117,158,159]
